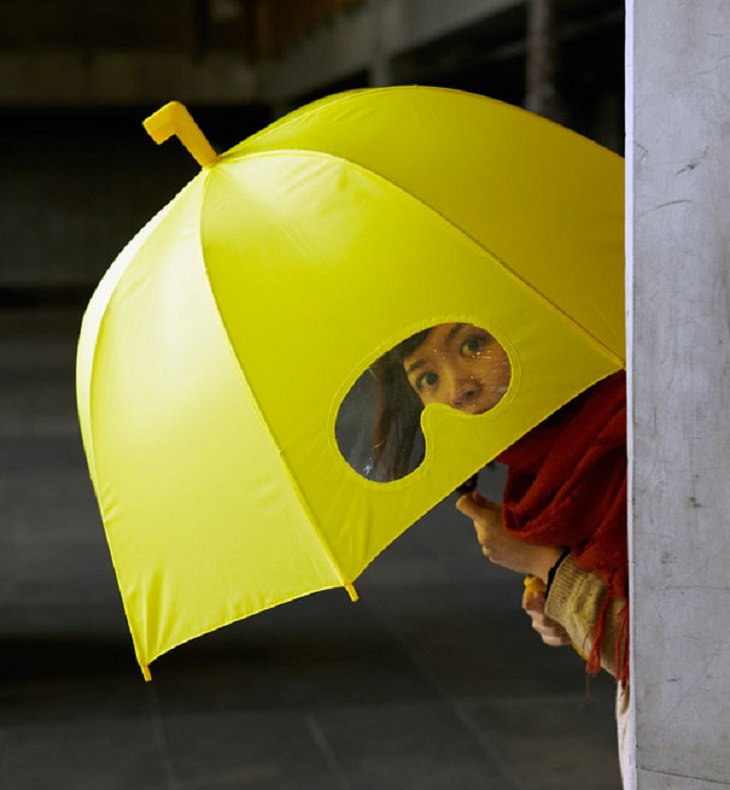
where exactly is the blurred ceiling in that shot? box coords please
[0,0,622,108]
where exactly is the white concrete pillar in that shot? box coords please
[627,2,730,787]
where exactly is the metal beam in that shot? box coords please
[257,0,521,104]
[0,51,257,105]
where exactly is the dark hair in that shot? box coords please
[370,329,430,480]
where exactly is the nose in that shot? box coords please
[448,373,482,410]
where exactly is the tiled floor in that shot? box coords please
[0,306,622,789]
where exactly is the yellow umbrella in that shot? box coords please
[76,87,624,679]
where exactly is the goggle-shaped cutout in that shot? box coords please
[335,323,511,481]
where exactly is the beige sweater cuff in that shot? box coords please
[545,554,621,678]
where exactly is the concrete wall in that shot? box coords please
[628,1,730,786]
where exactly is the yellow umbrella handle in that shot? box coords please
[523,575,546,596]
[143,101,218,167]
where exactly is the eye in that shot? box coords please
[461,332,489,356]
[415,371,438,391]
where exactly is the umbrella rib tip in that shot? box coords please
[345,582,359,602]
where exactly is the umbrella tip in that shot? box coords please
[143,101,218,168]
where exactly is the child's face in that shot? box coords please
[402,323,511,414]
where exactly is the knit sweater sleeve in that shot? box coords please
[544,554,627,679]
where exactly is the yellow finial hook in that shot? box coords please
[143,101,218,167]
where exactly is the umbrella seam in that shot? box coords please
[194,168,359,602]
[78,175,207,678]
[221,146,625,369]
[221,85,623,366]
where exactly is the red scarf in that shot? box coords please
[497,370,628,682]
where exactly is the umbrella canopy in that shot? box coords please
[76,87,624,678]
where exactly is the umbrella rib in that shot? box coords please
[225,85,623,367]
[194,175,360,605]
[230,146,624,369]
[358,159,623,366]
[350,158,623,366]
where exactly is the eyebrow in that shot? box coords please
[445,323,465,344]
[405,358,424,375]
[404,324,466,375]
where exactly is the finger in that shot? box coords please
[531,617,571,645]
[455,495,479,518]
[542,631,572,647]
[531,611,565,632]
[541,632,572,647]
[455,492,494,517]
[522,590,546,612]
[476,537,493,560]
[532,621,571,646]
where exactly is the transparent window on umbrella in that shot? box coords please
[335,322,511,481]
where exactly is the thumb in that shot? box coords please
[455,491,496,517]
